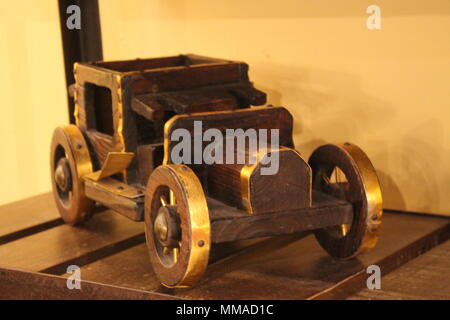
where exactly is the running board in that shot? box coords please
[83,177,144,221]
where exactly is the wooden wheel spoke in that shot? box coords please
[341,224,350,236]
[160,195,168,207]
[169,190,176,205]
[321,173,336,195]
[173,247,179,264]
[322,174,332,185]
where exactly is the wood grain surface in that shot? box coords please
[0,205,144,274]
[349,240,450,300]
[0,193,62,245]
[57,212,450,299]
[0,193,448,299]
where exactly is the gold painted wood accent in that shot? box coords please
[84,152,134,182]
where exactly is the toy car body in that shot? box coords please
[51,54,383,287]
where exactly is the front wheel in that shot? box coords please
[50,125,94,224]
[308,143,383,259]
[144,164,211,288]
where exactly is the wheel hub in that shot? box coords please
[154,210,169,242]
[55,158,72,193]
[154,205,181,249]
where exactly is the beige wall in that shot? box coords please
[1,1,449,216]
[0,1,68,205]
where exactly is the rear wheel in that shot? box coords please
[308,143,383,259]
[50,125,94,224]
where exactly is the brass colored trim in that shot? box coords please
[62,125,93,182]
[162,114,182,165]
[338,143,383,254]
[113,74,128,182]
[50,125,94,224]
[75,62,123,76]
[114,74,126,152]
[84,152,134,182]
[73,63,80,126]
[239,162,258,214]
[73,63,126,153]
[163,164,211,288]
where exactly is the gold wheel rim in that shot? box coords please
[309,143,383,258]
[50,125,93,224]
[145,164,210,288]
[339,143,383,253]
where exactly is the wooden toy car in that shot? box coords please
[50,54,383,288]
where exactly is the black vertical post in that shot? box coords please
[58,0,103,123]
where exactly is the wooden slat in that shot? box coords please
[0,192,448,300]
[161,233,318,299]
[131,63,243,94]
[0,266,177,300]
[59,212,449,299]
[164,107,295,164]
[0,193,62,243]
[84,178,144,221]
[208,194,353,243]
[167,212,449,299]
[69,238,270,292]
[84,130,114,168]
[94,55,185,73]
[69,243,161,292]
[348,240,450,300]
[132,95,166,121]
[0,209,144,274]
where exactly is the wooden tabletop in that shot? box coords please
[349,239,450,300]
[0,193,448,299]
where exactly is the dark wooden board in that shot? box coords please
[208,193,353,243]
[166,213,449,299]
[131,62,244,94]
[0,208,144,274]
[0,266,177,300]
[0,193,61,244]
[58,0,103,124]
[63,237,279,293]
[349,240,450,300]
[0,193,448,300]
[55,212,450,300]
[207,148,311,214]
[164,106,295,166]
